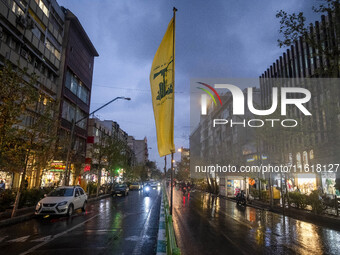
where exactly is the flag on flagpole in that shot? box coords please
[150,17,175,157]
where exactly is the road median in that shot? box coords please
[157,184,180,255]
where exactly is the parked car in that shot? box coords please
[35,186,87,217]
[129,182,142,190]
[112,183,129,196]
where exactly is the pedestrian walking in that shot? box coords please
[0,180,5,191]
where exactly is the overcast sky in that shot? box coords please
[57,0,320,169]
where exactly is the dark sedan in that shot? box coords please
[112,183,129,196]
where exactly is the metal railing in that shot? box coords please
[163,184,181,255]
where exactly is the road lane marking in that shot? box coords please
[31,235,52,242]
[0,236,8,242]
[8,235,30,242]
[132,192,161,255]
[20,214,99,255]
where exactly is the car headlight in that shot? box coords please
[36,202,41,210]
[145,187,150,191]
[57,201,68,207]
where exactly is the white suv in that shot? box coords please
[35,186,87,216]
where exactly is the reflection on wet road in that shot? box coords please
[0,189,161,255]
[172,189,340,255]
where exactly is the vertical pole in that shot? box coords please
[164,156,167,176]
[64,119,75,186]
[169,7,177,216]
[170,152,174,215]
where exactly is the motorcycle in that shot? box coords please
[236,192,246,206]
[144,185,150,196]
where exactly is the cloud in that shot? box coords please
[57,0,323,168]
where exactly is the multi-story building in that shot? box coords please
[259,13,340,194]
[56,8,98,185]
[0,1,98,189]
[101,120,134,168]
[85,117,111,185]
[128,136,149,166]
[190,88,261,197]
[86,118,132,184]
[0,0,65,188]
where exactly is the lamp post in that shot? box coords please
[64,96,131,186]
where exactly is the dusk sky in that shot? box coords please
[57,0,320,168]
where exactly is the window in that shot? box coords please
[76,108,87,129]
[12,1,24,15]
[50,14,63,34]
[28,9,46,42]
[77,83,89,104]
[35,0,49,17]
[65,70,90,104]
[32,25,42,40]
[62,100,75,122]
[79,188,84,195]
[45,39,61,60]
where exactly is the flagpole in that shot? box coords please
[164,156,167,176]
[170,151,174,215]
[169,7,177,216]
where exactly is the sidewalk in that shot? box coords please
[0,193,111,228]
[219,194,340,230]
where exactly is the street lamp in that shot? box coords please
[64,96,131,185]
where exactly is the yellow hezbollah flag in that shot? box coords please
[150,18,175,157]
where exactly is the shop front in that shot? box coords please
[321,172,337,195]
[0,171,13,189]
[41,161,74,187]
[41,170,64,187]
[225,177,246,197]
[295,173,317,194]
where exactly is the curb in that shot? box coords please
[0,193,112,229]
[156,194,166,255]
[0,212,35,228]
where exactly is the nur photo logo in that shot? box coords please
[197,82,312,128]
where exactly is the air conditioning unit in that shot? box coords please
[16,15,27,28]
[26,16,34,30]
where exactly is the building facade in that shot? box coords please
[0,0,98,189]
[55,8,98,186]
[86,118,132,184]
[128,136,149,166]
[190,88,261,197]
[0,0,65,188]
[259,13,340,194]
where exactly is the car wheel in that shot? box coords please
[82,201,87,212]
[67,204,74,217]
[127,191,129,196]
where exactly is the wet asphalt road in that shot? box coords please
[0,188,161,255]
[171,189,340,255]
